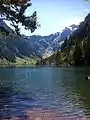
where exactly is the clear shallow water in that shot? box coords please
[0,67,90,118]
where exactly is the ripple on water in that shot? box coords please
[0,67,90,118]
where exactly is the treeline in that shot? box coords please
[36,50,62,66]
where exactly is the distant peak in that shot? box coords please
[69,24,78,29]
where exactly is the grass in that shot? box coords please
[0,56,37,67]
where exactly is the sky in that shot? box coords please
[8,0,90,36]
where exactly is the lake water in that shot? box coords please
[0,67,90,118]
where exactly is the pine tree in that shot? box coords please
[56,50,61,66]
[73,43,83,65]
[0,0,39,35]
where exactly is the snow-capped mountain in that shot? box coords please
[0,19,79,61]
[27,24,78,58]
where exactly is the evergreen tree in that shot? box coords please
[61,37,68,52]
[0,0,39,35]
[73,43,83,65]
[55,50,61,66]
[83,36,90,65]
[68,35,74,47]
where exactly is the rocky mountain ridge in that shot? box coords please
[0,19,78,63]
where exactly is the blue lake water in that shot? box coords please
[0,67,90,118]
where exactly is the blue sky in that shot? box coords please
[8,0,90,36]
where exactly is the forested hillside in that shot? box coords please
[38,13,90,66]
[0,18,79,66]
[61,13,90,66]
[0,19,38,66]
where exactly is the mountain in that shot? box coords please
[41,13,90,66]
[0,18,78,65]
[26,33,60,57]
[27,24,78,58]
[0,18,14,35]
[0,20,39,65]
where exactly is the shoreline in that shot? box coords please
[0,64,90,68]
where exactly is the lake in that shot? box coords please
[0,67,90,118]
